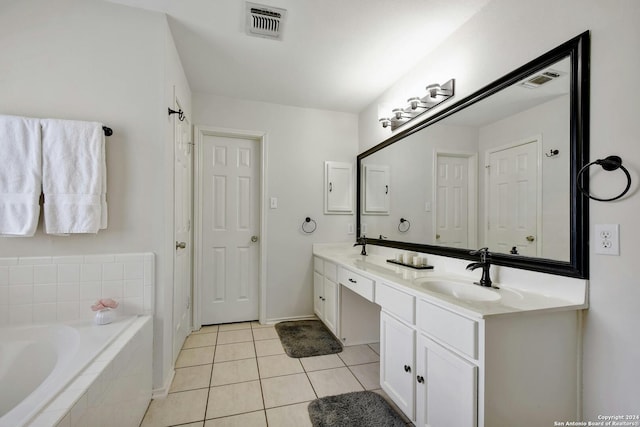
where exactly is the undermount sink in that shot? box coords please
[414,278,501,302]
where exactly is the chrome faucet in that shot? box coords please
[353,235,367,256]
[466,247,496,288]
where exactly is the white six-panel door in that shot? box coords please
[486,138,539,256]
[434,153,476,248]
[199,134,260,324]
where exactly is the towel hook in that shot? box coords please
[168,108,186,121]
[577,155,632,202]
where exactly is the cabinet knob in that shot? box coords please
[404,365,411,373]
[416,375,425,384]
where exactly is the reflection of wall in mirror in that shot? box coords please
[361,124,477,244]
[478,95,570,261]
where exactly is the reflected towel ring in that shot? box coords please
[302,217,317,234]
[398,217,411,232]
[577,155,631,202]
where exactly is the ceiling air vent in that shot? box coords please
[246,2,287,40]
[519,69,566,89]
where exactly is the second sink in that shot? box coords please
[414,278,501,302]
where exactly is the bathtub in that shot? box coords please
[0,315,152,427]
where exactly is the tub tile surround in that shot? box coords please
[27,315,153,427]
[0,253,155,326]
[140,322,409,427]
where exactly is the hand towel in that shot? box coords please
[0,115,42,236]
[41,119,107,234]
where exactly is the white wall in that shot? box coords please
[0,0,192,392]
[358,0,640,418]
[193,94,358,321]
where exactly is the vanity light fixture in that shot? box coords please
[379,118,392,128]
[380,79,455,131]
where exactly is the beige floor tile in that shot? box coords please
[205,411,267,427]
[170,364,212,393]
[251,321,274,329]
[252,327,278,341]
[254,339,285,357]
[211,358,259,386]
[261,373,317,408]
[214,342,255,363]
[299,354,345,372]
[206,380,264,419]
[176,346,215,368]
[178,423,205,427]
[338,344,380,366]
[193,325,219,334]
[265,402,313,427]
[349,362,380,390]
[217,329,254,344]
[183,332,218,349]
[218,322,252,332]
[307,367,364,397]
[141,389,208,426]
[368,342,381,355]
[257,354,304,378]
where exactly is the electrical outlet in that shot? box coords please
[595,224,619,255]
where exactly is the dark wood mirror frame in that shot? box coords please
[357,31,590,279]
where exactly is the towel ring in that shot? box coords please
[577,155,631,202]
[302,217,317,234]
[398,217,411,232]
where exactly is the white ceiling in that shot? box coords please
[105,0,491,113]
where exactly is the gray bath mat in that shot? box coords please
[275,320,342,358]
[308,391,406,427]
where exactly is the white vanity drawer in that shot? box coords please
[338,267,374,302]
[314,257,323,274]
[417,299,477,359]
[376,282,415,325]
[324,261,337,282]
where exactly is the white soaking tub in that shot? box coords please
[0,315,152,427]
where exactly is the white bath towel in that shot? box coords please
[0,115,42,236]
[41,119,108,234]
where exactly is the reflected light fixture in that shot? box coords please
[380,79,455,131]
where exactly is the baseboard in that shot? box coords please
[152,368,175,399]
[264,314,317,325]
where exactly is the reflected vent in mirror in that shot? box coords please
[246,2,287,40]
[519,69,566,88]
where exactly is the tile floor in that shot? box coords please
[140,321,411,427]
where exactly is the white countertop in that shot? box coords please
[313,243,588,319]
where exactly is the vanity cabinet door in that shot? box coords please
[314,271,324,317]
[323,277,338,334]
[416,333,477,427]
[380,311,415,421]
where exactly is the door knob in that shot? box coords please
[436,234,441,239]
[251,235,259,243]
[526,235,535,242]
[176,241,186,249]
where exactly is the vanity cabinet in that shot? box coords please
[380,311,415,419]
[313,257,338,334]
[415,333,478,427]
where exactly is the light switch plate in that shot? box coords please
[595,224,619,255]
[270,197,278,209]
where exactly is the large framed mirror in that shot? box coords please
[357,31,589,279]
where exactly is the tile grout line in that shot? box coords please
[252,323,270,427]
